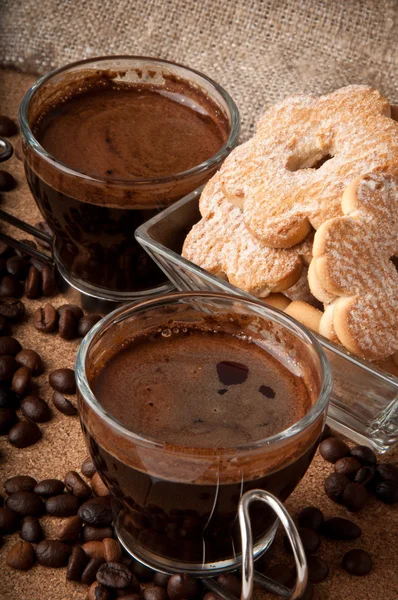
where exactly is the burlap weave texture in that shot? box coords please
[2,0,398,138]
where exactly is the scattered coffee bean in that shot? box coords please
[52,390,77,416]
[36,539,71,567]
[374,480,398,504]
[21,395,51,422]
[49,368,76,394]
[0,298,25,321]
[217,573,241,596]
[0,315,10,335]
[153,572,171,589]
[58,309,77,340]
[15,239,37,258]
[0,506,20,534]
[121,595,145,600]
[167,573,200,600]
[6,540,35,570]
[58,304,84,320]
[0,275,23,298]
[143,587,169,600]
[319,437,350,463]
[20,516,43,543]
[83,540,105,559]
[102,538,121,562]
[34,221,53,251]
[307,555,329,583]
[16,349,42,375]
[88,581,112,600]
[0,242,8,256]
[0,336,21,356]
[265,563,295,587]
[334,457,362,479]
[67,545,89,581]
[78,314,102,337]
[0,170,16,192]
[41,266,57,296]
[342,549,372,576]
[12,366,32,396]
[324,472,349,502]
[91,472,109,497]
[0,115,18,136]
[65,470,92,499]
[350,445,377,466]
[8,419,42,447]
[0,407,18,434]
[82,456,96,479]
[34,478,65,496]
[46,493,80,517]
[83,525,113,543]
[321,517,362,540]
[0,355,18,381]
[82,556,106,585]
[297,506,324,532]
[376,463,398,484]
[34,303,58,333]
[4,475,36,494]
[97,561,134,589]
[6,491,45,517]
[0,384,18,410]
[284,527,320,555]
[320,423,333,441]
[24,266,41,299]
[342,482,368,512]
[298,583,314,600]
[355,466,376,487]
[131,559,154,582]
[78,499,113,526]
[6,256,29,278]
[56,515,82,542]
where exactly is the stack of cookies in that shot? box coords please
[182,85,398,372]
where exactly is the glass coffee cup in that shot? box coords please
[76,292,332,599]
[19,57,240,302]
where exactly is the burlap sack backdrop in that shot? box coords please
[1,0,398,138]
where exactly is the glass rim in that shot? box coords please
[76,291,333,453]
[18,55,240,187]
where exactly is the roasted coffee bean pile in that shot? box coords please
[34,301,102,339]
[319,433,398,509]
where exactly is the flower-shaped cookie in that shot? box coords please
[182,177,312,297]
[220,85,398,248]
[311,171,398,361]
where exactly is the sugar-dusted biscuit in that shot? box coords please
[311,171,398,361]
[319,303,340,343]
[219,85,398,248]
[284,301,323,333]
[263,293,291,310]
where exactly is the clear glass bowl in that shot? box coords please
[136,189,398,453]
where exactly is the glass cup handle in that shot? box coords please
[238,489,308,600]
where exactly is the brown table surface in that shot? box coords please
[0,69,397,600]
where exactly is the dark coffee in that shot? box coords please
[23,74,230,293]
[83,324,322,565]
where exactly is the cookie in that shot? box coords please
[219,85,398,248]
[311,171,398,361]
[284,301,323,333]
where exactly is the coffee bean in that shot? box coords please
[49,368,76,394]
[103,538,122,562]
[15,239,37,258]
[374,480,398,504]
[120,596,145,600]
[0,407,18,434]
[6,256,29,278]
[65,470,92,499]
[82,456,96,478]
[78,314,102,337]
[0,275,23,298]
[0,171,16,191]
[6,540,35,570]
[355,466,376,487]
[82,557,106,585]
[350,445,377,466]
[342,482,368,512]
[56,515,82,542]
[6,491,45,517]
[41,266,57,296]
[0,242,9,256]
[131,559,154,582]
[0,384,18,410]
[298,583,314,600]
[4,475,36,494]
[20,516,43,542]
[167,573,200,600]
[52,390,77,416]
[0,506,20,534]
[265,563,295,587]
[58,309,78,340]
[36,539,71,567]
[8,419,42,447]
[321,517,362,540]
[16,349,42,375]
[58,304,84,320]
[34,304,58,333]
[78,499,113,526]
[97,561,134,589]
[0,298,25,321]
[83,526,113,543]
[34,478,65,496]
[342,549,372,576]
[284,527,320,555]
[83,540,105,559]
[34,221,53,251]
[143,587,169,600]
[217,573,241,597]
[0,336,21,356]
[297,506,324,532]
[319,437,350,463]
[21,395,51,422]
[91,472,109,497]
[334,457,362,479]
[12,366,32,396]
[324,472,349,502]
[25,266,41,299]
[67,545,89,581]
[0,115,18,136]
[88,582,112,600]
[46,493,80,517]
[307,555,329,583]
[0,355,18,380]
[153,572,171,589]
[0,315,10,335]
[376,463,398,484]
